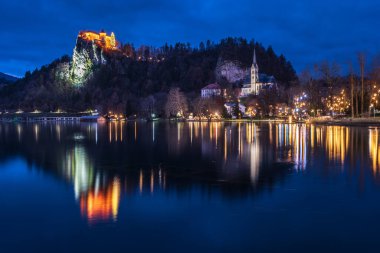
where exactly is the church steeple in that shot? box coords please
[252,48,258,69]
[250,48,259,94]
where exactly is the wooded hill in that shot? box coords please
[0,37,297,114]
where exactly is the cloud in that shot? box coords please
[1,0,380,76]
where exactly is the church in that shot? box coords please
[240,50,276,97]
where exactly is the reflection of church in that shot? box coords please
[240,50,276,97]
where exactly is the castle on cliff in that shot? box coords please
[78,30,119,50]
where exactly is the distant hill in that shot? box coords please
[0,72,18,86]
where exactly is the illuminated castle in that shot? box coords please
[78,30,119,50]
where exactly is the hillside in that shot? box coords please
[0,32,297,114]
[0,72,18,87]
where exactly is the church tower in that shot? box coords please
[251,49,259,94]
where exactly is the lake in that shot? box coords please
[0,121,379,252]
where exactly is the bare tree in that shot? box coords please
[358,52,366,116]
[370,54,380,83]
[191,97,205,117]
[315,61,340,115]
[140,95,155,117]
[299,68,323,115]
[355,78,359,116]
[316,61,340,87]
[348,62,355,118]
[165,88,188,117]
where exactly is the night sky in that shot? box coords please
[1,0,380,77]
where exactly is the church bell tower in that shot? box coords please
[251,49,259,94]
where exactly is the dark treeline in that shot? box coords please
[0,37,297,115]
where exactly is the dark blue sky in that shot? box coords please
[1,0,379,77]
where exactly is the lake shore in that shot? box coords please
[310,117,380,127]
[1,114,380,127]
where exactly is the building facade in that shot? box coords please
[201,83,224,98]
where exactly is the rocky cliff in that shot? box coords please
[215,58,248,83]
[70,37,108,86]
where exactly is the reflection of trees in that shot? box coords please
[271,123,380,189]
[273,124,308,169]
[0,123,123,223]
[1,122,380,217]
[180,122,290,192]
[0,122,292,201]
[324,126,349,164]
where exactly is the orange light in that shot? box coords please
[79,31,119,50]
[80,178,121,223]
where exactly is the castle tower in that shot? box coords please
[110,32,116,48]
[251,49,259,94]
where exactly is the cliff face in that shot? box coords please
[215,58,248,83]
[70,37,107,86]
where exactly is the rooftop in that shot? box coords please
[202,83,221,90]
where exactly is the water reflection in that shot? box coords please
[0,122,379,224]
[369,128,380,175]
[79,177,120,223]
[108,121,124,143]
[61,144,118,223]
[274,124,308,170]
[325,126,349,164]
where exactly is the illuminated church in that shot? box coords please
[240,50,276,97]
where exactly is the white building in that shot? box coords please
[201,83,224,98]
[240,50,276,97]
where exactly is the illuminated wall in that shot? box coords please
[79,31,119,50]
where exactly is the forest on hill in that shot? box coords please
[0,37,297,115]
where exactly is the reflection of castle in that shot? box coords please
[62,138,167,223]
[63,145,121,223]
[80,178,120,223]
[5,122,380,224]
[79,30,119,50]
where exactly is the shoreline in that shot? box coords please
[1,115,380,127]
[310,117,380,127]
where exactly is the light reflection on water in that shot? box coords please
[369,128,380,175]
[1,121,380,227]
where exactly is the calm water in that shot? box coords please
[0,121,380,253]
